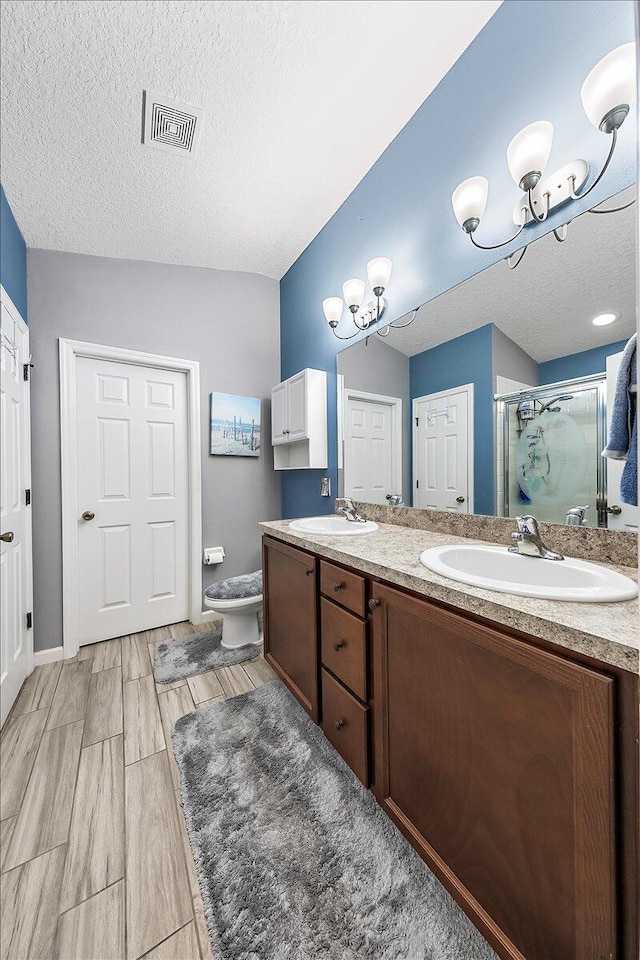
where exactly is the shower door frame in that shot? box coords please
[495,374,607,527]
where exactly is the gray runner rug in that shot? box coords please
[154,625,260,683]
[172,681,498,960]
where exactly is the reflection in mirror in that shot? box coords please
[336,187,637,530]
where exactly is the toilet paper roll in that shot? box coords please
[204,547,225,565]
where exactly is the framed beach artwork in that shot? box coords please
[210,392,261,457]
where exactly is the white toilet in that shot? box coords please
[204,572,263,649]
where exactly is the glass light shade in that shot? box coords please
[367,257,392,292]
[581,43,637,129]
[451,176,489,228]
[343,278,365,309]
[322,297,343,325]
[506,121,554,188]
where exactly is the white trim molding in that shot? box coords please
[59,339,202,659]
[34,646,65,666]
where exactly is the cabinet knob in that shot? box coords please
[334,719,345,730]
[305,568,314,576]
[334,641,344,651]
[368,598,381,611]
[333,582,345,592]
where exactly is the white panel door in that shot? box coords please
[0,295,32,726]
[605,352,638,531]
[76,358,189,644]
[414,386,472,512]
[344,396,394,505]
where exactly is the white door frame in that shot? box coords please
[0,284,34,683]
[344,388,403,498]
[60,339,202,658]
[412,383,474,513]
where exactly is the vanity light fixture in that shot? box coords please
[451,42,637,268]
[324,257,409,341]
[592,312,619,327]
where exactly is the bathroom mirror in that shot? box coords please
[337,186,637,530]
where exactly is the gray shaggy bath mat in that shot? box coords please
[154,625,259,683]
[172,680,498,960]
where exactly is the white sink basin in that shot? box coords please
[289,516,379,536]
[420,544,638,603]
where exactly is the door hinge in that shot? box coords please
[416,479,419,488]
[23,362,33,382]
[26,612,32,629]
[415,416,419,427]
[25,488,31,506]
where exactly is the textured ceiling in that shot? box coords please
[382,187,637,362]
[0,0,501,278]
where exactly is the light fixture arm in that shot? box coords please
[376,308,419,336]
[526,188,551,223]
[468,207,527,251]
[569,128,617,202]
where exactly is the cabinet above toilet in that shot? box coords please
[271,368,327,470]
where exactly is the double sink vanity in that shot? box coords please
[261,508,638,960]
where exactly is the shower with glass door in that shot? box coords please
[497,375,607,527]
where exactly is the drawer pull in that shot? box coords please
[334,641,344,651]
[334,719,345,730]
[368,598,381,611]
[334,582,345,591]
[305,568,314,576]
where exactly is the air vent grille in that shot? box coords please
[143,92,202,157]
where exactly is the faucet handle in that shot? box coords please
[515,515,539,535]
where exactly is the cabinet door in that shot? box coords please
[371,583,616,960]
[263,537,319,720]
[286,370,308,441]
[271,381,288,445]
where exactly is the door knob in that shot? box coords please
[81,511,95,521]
[456,496,465,503]
[607,504,622,515]
[0,531,14,543]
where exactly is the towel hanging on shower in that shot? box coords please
[602,333,637,506]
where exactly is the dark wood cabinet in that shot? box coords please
[261,533,637,959]
[370,581,617,960]
[262,537,319,721]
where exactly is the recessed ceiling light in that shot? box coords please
[592,312,619,326]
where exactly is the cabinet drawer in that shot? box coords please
[321,669,368,785]
[321,598,367,701]
[320,560,365,617]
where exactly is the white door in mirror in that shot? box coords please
[413,384,473,513]
[420,544,637,602]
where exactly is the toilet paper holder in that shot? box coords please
[204,547,225,565]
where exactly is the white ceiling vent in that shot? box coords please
[142,92,203,157]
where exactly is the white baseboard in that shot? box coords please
[34,646,65,665]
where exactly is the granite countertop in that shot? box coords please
[260,519,639,675]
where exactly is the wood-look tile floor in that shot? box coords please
[0,621,277,960]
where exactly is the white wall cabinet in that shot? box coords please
[271,368,327,470]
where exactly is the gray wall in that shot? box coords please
[493,325,539,388]
[337,336,411,506]
[28,250,281,651]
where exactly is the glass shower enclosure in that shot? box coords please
[496,375,607,527]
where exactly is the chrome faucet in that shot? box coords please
[508,515,564,560]
[565,505,589,526]
[336,498,366,523]
[386,494,404,506]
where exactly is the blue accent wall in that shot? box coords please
[0,185,27,321]
[279,0,636,519]
[410,325,495,515]
[539,339,629,383]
